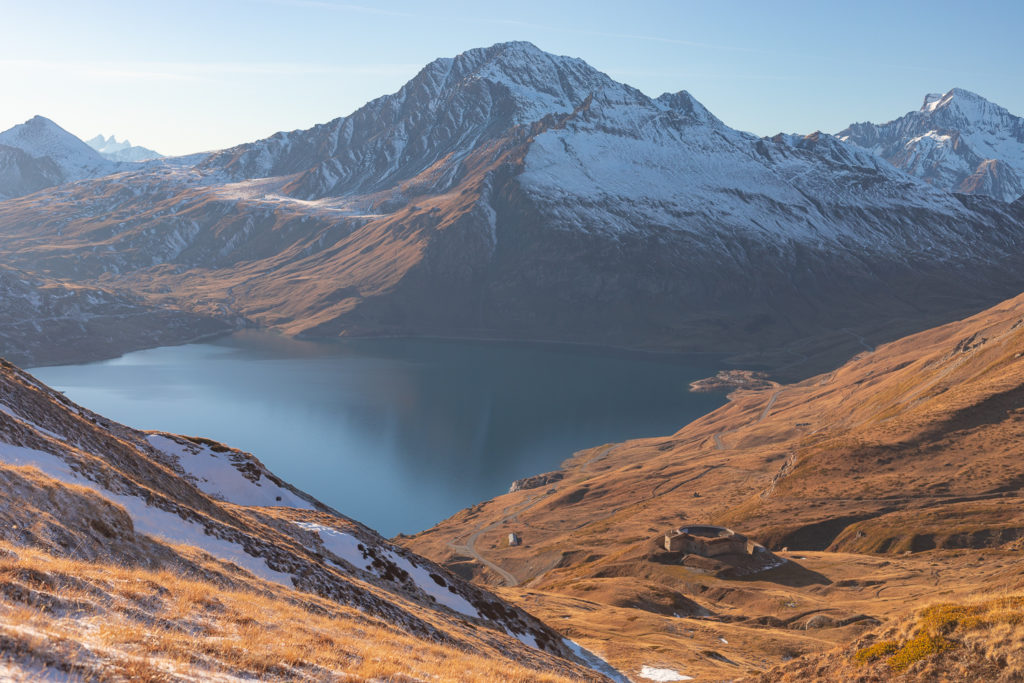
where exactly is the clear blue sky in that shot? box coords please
[2,0,1021,156]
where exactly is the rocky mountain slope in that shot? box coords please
[87,134,163,162]
[406,287,1024,679]
[838,88,1024,202]
[0,357,618,681]
[0,143,63,200]
[1,44,1022,371]
[0,264,231,366]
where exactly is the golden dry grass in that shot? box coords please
[0,543,591,682]
[407,292,1024,679]
[751,591,1024,681]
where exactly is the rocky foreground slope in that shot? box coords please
[2,43,1024,373]
[0,359,617,681]
[407,289,1024,679]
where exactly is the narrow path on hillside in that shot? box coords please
[448,494,548,587]
[447,444,625,586]
[713,387,781,451]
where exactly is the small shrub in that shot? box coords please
[853,640,898,664]
[888,632,954,671]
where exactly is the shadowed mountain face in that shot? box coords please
[838,88,1024,202]
[0,144,64,200]
[1,43,1023,369]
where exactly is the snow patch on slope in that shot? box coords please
[564,640,630,682]
[0,403,66,442]
[639,665,694,681]
[146,434,316,510]
[0,439,293,586]
[294,522,480,618]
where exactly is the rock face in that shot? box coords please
[1,45,1023,368]
[510,471,565,493]
[838,88,1024,202]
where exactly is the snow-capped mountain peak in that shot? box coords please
[920,87,989,113]
[919,87,1016,129]
[86,133,163,162]
[0,115,115,182]
[838,88,1024,202]
[200,41,638,196]
[441,40,625,121]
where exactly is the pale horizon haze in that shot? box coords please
[2,0,1022,156]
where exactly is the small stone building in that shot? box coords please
[508,532,521,547]
[664,525,752,557]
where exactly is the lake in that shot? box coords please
[30,332,727,536]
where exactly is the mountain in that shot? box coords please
[0,263,232,366]
[0,115,117,182]
[0,44,1023,371]
[0,143,63,199]
[87,133,163,162]
[0,357,617,681]
[407,287,1024,679]
[838,88,1024,202]
[0,116,126,200]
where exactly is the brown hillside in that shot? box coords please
[406,291,1024,679]
[747,592,1024,682]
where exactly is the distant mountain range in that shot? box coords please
[87,133,163,162]
[839,87,1024,202]
[0,42,1022,369]
[0,116,118,199]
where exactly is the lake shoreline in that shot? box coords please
[30,332,729,536]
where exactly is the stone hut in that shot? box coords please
[664,525,752,557]
[508,532,521,547]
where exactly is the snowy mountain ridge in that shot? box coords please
[0,115,117,181]
[199,41,638,197]
[87,133,163,162]
[838,87,1024,202]
[0,42,1023,371]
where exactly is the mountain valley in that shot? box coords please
[406,287,1024,679]
[2,37,1024,682]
